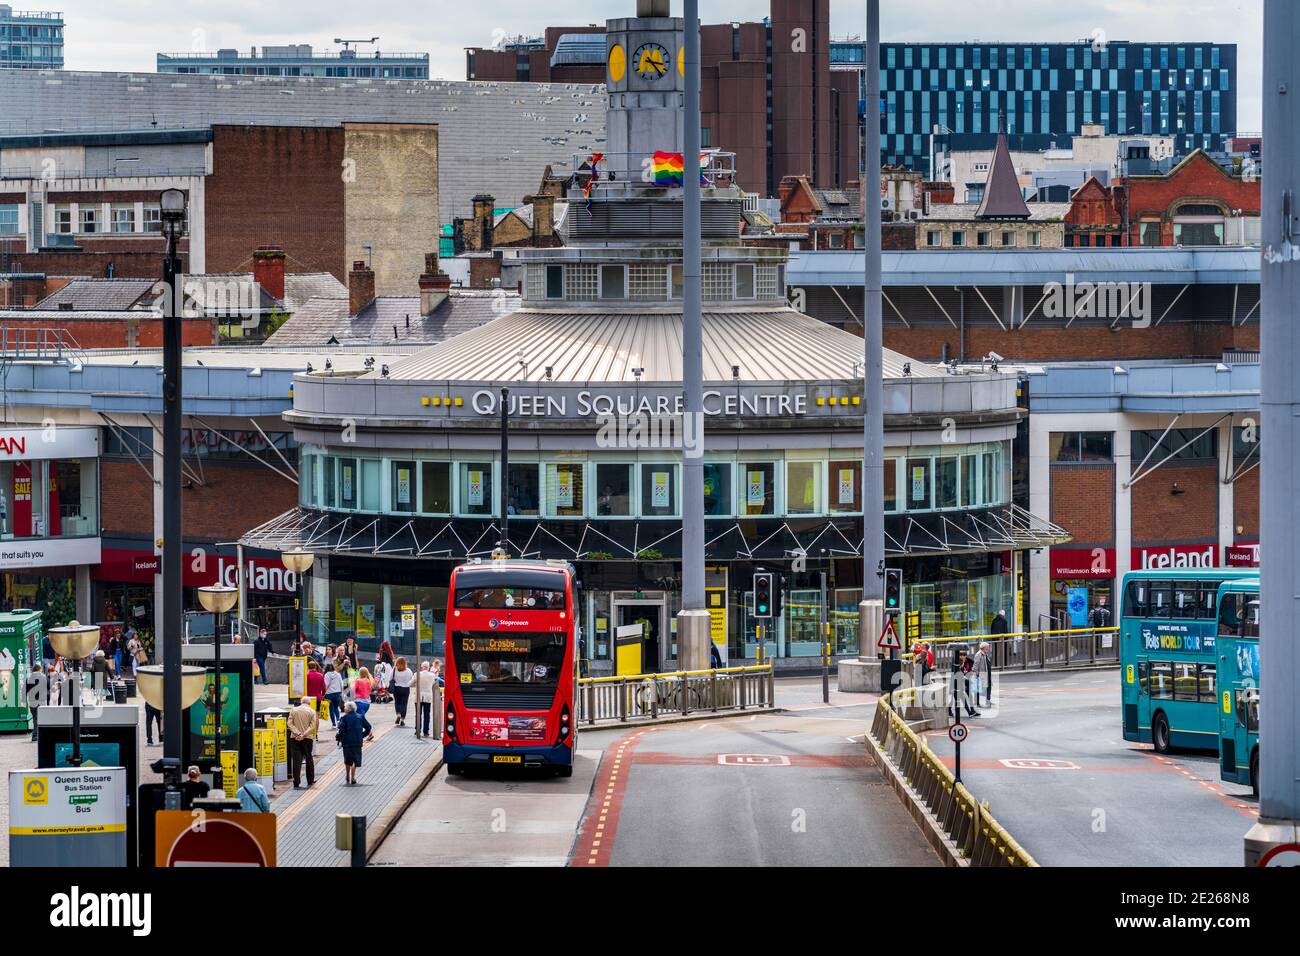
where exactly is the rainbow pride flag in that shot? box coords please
[651,150,686,186]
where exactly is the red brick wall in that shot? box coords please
[0,316,214,348]
[1118,152,1261,246]
[101,459,298,545]
[1234,468,1259,540]
[1132,463,1218,545]
[2,247,179,279]
[206,126,346,281]
[1050,465,1114,545]
[882,324,1259,363]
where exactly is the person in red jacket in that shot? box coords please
[305,659,326,703]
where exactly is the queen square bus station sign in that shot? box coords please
[8,767,127,867]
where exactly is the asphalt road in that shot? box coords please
[574,704,938,867]
[923,669,1257,866]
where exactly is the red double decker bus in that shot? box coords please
[443,559,578,776]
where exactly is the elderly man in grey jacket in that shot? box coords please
[972,641,994,708]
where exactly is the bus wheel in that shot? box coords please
[556,765,574,778]
[446,763,464,777]
[1152,713,1171,754]
[1250,750,1259,798]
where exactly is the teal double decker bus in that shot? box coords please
[1120,568,1257,753]
[1216,577,1259,794]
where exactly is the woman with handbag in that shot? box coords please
[391,657,414,726]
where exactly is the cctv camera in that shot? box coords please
[986,351,1005,364]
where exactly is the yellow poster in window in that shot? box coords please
[420,609,434,643]
[334,597,355,631]
[356,603,376,638]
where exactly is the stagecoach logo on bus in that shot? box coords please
[1140,624,1215,653]
[487,618,529,630]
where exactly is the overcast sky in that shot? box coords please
[59,0,1264,128]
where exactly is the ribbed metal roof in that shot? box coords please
[379,307,934,384]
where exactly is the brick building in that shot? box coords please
[465,0,860,198]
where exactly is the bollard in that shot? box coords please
[336,813,366,867]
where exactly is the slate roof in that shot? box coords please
[976,131,1032,219]
[265,290,518,346]
[282,273,347,313]
[34,278,158,311]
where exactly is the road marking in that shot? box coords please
[998,758,1081,770]
[717,753,792,766]
[571,727,656,868]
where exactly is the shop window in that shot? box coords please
[1051,432,1113,462]
[337,457,358,510]
[391,460,416,513]
[740,462,776,516]
[545,462,585,517]
[786,461,820,515]
[594,463,633,516]
[830,459,862,513]
[420,462,451,514]
[507,463,540,516]
[905,458,931,510]
[936,456,958,509]
[459,462,494,516]
[961,453,978,507]
[640,463,679,517]
[703,462,732,516]
[360,459,381,512]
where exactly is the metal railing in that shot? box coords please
[914,626,1120,672]
[868,689,1037,867]
[576,664,774,725]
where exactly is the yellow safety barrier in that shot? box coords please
[867,691,1037,867]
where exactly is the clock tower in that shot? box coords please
[604,0,684,180]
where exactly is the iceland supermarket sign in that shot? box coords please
[1132,545,1217,571]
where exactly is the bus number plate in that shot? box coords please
[492,755,522,764]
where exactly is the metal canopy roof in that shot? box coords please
[787,248,1262,288]
[1028,361,1261,414]
[378,306,938,384]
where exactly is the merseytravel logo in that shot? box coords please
[23,776,48,805]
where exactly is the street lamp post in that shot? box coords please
[45,622,100,767]
[158,188,187,772]
[281,548,316,651]
[197,584,237,795]
[136,664,207,808]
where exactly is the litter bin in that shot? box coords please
[111,681,128,704]
[124,678,137,699]
[880,658,903,695]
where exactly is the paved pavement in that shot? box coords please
[372,753,599,867]
[921,669,1257,866]
[0,682,440,867]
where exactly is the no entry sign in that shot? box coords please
[155,810,276,867]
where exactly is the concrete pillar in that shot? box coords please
[74,563,91,624]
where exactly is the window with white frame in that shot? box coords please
[54,206,73,234]
[79,206,99,234]
[144,206,162,233]
[111,204,135,234]
[786,460,821,514]
[0,205,17,236]
[544,462,585,517]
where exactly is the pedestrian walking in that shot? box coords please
[181,766,210,808]
[949,644,980,720]
[377,639,396,670]
[1088,600,1112,630]
[341,637,359,670]
[125,629,148,676]
[305,659,325,704]
[109,631,123,683]
[417,661,435,736]
[25,663,47,742]
[972,640,994,707]
[391,657,414,726]
[253,627,273,686]
[287,696,318,789]
[323,661,344,726]
[145,699,164,746]
[235,768,271,812]
[91,650,112,697]
[352,667,374,718]
[336,701,373,785]
[709,642,722,669]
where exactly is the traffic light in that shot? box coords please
[884,567,903,615]
[752,571,774,619]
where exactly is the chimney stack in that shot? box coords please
[348,260,375,316]
[472,194,495,252]
[637,0,670,15]
[418,251,452,316]
[252,245,286,302]
[527,193,556,242]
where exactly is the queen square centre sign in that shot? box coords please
[470,388,813,420]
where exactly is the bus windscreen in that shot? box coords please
[454,586,567,610]
[455,632,568,686]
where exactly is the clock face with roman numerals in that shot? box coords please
[634,42,670,80]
